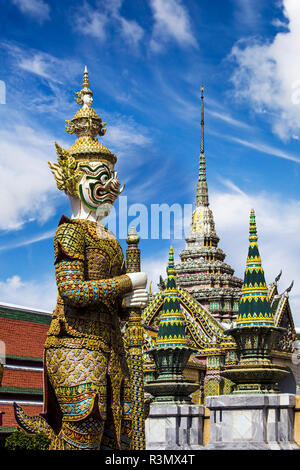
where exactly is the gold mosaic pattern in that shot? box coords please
[45,348,108,389]
[68,136,116,164]
[53,218,131,308]
[60,417,105,450]
[204,378,221,398]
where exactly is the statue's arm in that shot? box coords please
[54,222,132,307]
[55,259,132,306]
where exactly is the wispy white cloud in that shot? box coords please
[0,123,60,230]
[2,42,80,84]
[152,75,250,131]
[118,16,144,46]
[12,0,50,23]
[100,113,152,174]
[0,274,56,311]
[230,0,300,140]
[149,0,197,52]
[227,135,300,164]
[72,0,144,46]
[207,109,250,130]
[0,229,55,251]
[233,0,261,28]
[106,0,144,46]
[73,2,108,40]
[1,42,88,118]
[217,178,246,195]
[104,116,152,151]
[210,127,300,164]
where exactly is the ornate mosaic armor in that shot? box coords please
[41,216,132,449]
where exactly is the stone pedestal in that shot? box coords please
[205,394,299,450]
[145,403,205,450]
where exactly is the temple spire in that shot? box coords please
[156,247,188,348]
[236,209,274,327]
[145,247,198,403]
[196,86,209,207]
[222,209,288,394]
[200,86,204,154]
[176,86,243,324]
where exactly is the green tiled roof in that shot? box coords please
[0,386,43,396]
[236,209,274,328]
[156,247,188,348]
[0,306,51,325]
[6,355,43,364]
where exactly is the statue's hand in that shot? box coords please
[127,272,147,289]
[122,288,149,309]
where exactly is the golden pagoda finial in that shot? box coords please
[126,225,140,246]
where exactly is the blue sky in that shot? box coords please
[0,0,299,323]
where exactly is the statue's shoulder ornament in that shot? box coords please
[54,215,85,263]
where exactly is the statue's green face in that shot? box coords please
[78,162,123,211]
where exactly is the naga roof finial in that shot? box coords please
[275,269,282,283]
[284,280,294,296]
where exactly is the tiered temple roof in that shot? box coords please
[236,209,274,327]
[175,88,242,323]
[156,247,189,349]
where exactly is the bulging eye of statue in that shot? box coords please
[100,173,110,185]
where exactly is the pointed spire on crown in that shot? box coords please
[75,65,93,108]
[82,65,90,89]
[64,67,111,160]
[65,66,107,138]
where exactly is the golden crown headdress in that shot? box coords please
[48,66,117,196]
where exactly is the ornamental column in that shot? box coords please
[125,226,145,450]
